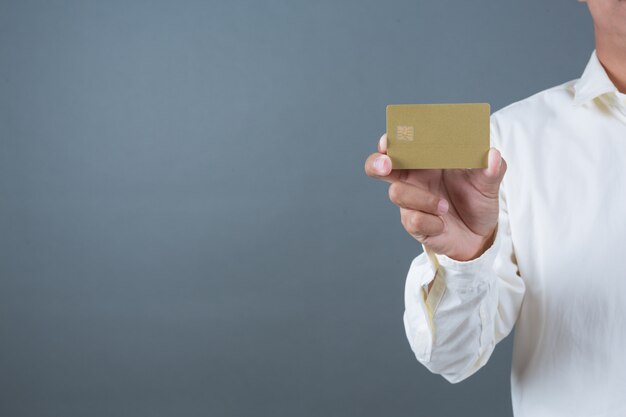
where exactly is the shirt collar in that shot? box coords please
[573,49,620,106]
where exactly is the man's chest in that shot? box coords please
[503,117,626,290]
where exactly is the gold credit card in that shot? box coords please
[386,103,490,169]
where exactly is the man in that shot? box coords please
[364,1,626,415]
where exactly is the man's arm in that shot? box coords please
[404,183,525,382]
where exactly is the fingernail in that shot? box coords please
[488,148,499,176]
[374,156,387,174]
[438,199,449,214]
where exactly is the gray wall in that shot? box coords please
[0,1,594,416]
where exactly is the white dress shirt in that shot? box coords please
[403,50,626,417]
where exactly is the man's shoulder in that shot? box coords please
[492,78,578,128]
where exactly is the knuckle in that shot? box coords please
[400,210,413,232]
[403,211,423,233]
[410,213,423,231]
[401,211,427,241]
[388,182,402,204]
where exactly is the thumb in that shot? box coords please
[483,147,506,182]
[468,147,507,196]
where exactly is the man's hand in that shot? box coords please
[364,133,507,262]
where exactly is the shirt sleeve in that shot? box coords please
[403,119,525,384]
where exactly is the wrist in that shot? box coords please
[447,225,498,262]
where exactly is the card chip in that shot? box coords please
[396,125,414,141]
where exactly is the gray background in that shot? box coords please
[0,1,594,416]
